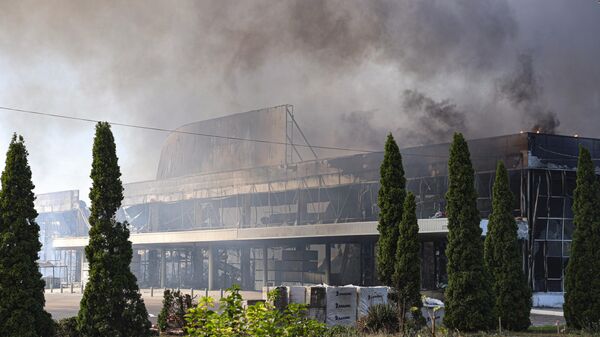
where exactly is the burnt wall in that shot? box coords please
[156,106,288,179]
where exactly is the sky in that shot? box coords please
[0,0,598,203]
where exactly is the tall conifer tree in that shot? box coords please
[484,161,531,331]
[77,122,151,337]
[564,146,600,329]
[443,133,494,331]
[377,133,406,286]
[0,135,54,337]
[393,192,424,324]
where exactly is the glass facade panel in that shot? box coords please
[547,280,563,292]
[546,242,562,257]
[563,242,571,257]
[564,198,574,218]
[536,198,549,218]
[564,220,574,240]
[550,171,564,196]
[330,243,361,286]
[549,198,564,218]
[547,257,562,279]
[533,220,547,240]
[547,219,562,240]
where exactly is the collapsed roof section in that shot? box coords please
[156,105,291,179]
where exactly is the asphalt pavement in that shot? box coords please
[44,290,564,327]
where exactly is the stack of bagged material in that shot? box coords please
[421,297,445,328]
[325,286,358,326]
[262,285,395,327]
[308,285,327,323]
[265,286,288,310]
[287,286,308,305]
[357,286,388,318]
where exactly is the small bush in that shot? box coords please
[357,303,399,334]
[185,285,327,337]
[157,290,173,332]
[326,325,362,337]
[55,317,79,337]
[158,289,194,333]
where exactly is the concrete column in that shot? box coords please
[208,245,216,290]
[241,195,251,228]
[132,249,142,282]
[148,249,160,287]
[324,243,331,285]
[160,248,167,288]
[296,191,307,225]
[262,245,269,288]
[149,203,160,232]
[241,246,251,290]
[191,246,203,289]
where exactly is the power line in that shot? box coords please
[0,105,558,161]
[0,106,380,154]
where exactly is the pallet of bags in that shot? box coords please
[357,286,389,319]
[421,297,445,328]
[262,286,289,310]
[307,285,327,323]
[325,286,358,326]
[287,286,308,305]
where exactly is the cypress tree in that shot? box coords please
[77,122,151,337]
[393,192,424,324]
[484,161,531,331]
[564,146,600,329]
[377,133,406,286]
[443,133,494,331]
[0,135,55,337]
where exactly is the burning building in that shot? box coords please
[40,105,594,307]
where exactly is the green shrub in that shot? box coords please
[158,289,194,333]
[184,295,227,337]
[184,286,327,337]
[157,290,173,332]
[325,325,362,337]
[444,133,494,331]
[357,303,399,334]
[55,317,79,337]
[281,303,327,337]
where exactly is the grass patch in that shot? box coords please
[527,325,561,333]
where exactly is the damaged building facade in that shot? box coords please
[40,106,597,306]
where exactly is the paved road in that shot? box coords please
[45,290,564,327]
[45,293,164,323]
[45,289,262,324]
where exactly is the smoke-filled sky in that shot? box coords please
[0,0,599,201]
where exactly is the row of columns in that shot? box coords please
[124,241,372,290]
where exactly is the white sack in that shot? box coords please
[325,286,358,326]
[287,286,307,304]
[357,286,388,318]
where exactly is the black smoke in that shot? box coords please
[0,1,598,196]
[498,54,560,134]
[401,90,468,145]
